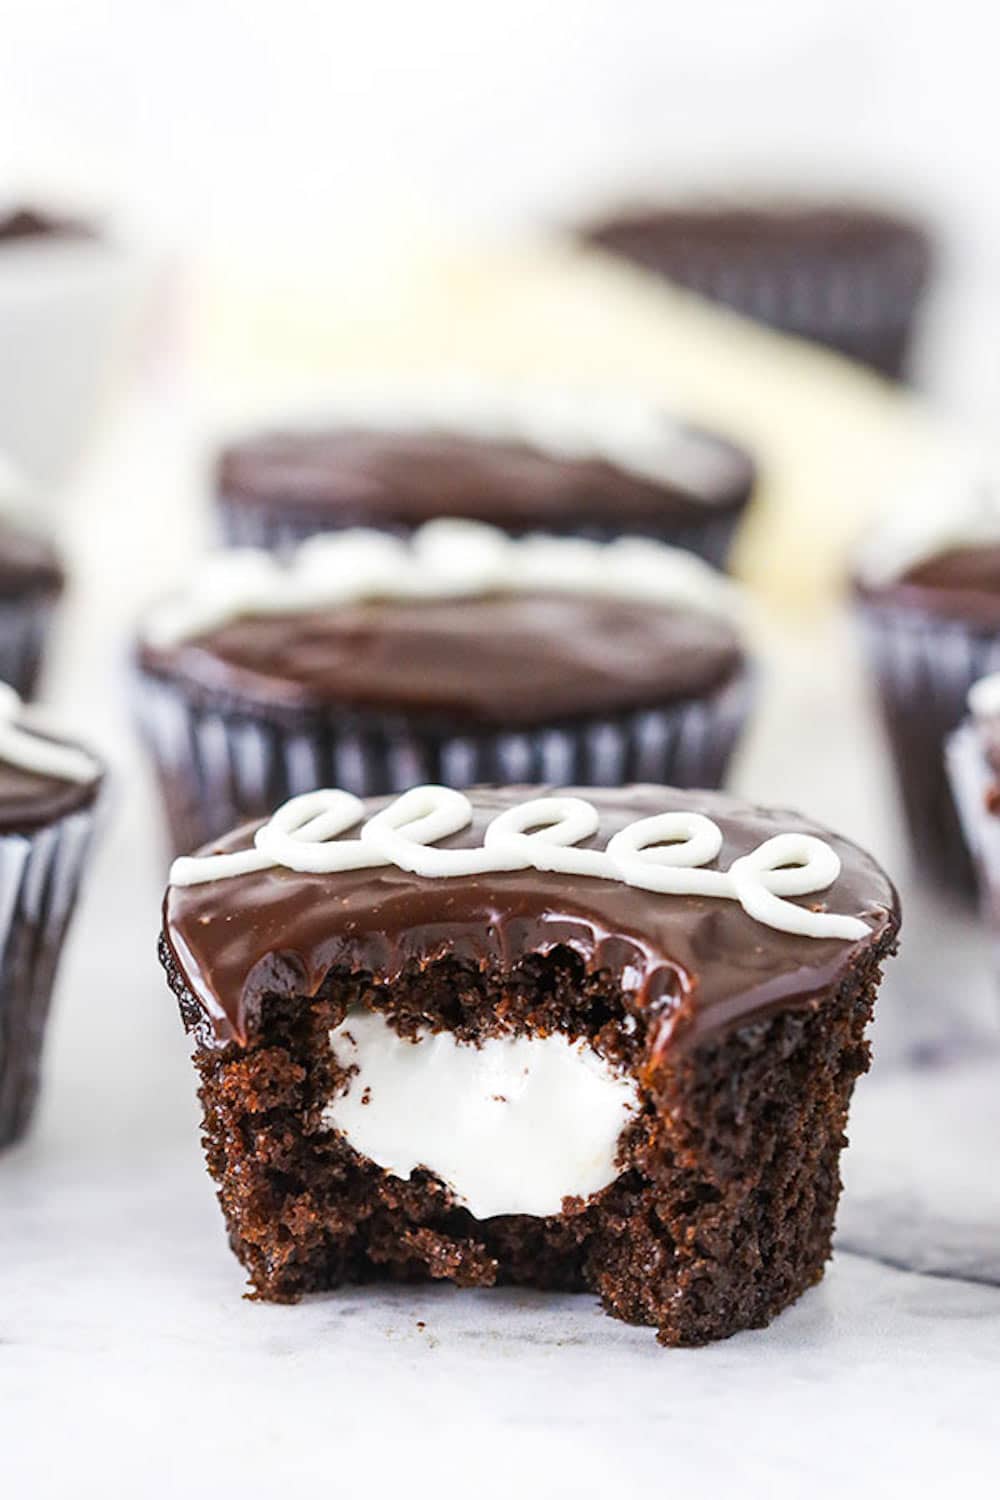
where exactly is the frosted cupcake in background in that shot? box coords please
[946,673,1000,962]
[854,459,1000,890]
[0,204,148,499]
[0,451,64,697]
[0,685,104,1147]
[214,381,756,571]
[135,520,753,854]
[579,200,934,381]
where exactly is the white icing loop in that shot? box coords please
[968,671,1000,720]
[142,518,742,648]
[169,786,873,943]
[0,683,98,785]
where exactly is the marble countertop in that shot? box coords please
[2,392,999,1498]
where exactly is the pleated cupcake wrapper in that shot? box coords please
[215,497,744,573]
[857,601,1000,889]
[945,725,1000,997]
[136,665,753,855]
[657,252,926,379]
[0,593,57,699]
[0,806,98,1147]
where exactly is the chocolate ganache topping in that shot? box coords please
[217,425,754,532]
[162,785,899,1051]
[140,593,743,724]
[861,544,1000,629]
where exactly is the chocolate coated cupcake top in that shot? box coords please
[217,386,754,532]
[856,470,1000,626]
[0,686,102,833]
[162,783,900,1051]
[139,522,746,725]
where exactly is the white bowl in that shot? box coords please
[0,233,149,501]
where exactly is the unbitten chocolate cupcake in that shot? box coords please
[0,494,64,698]
[159,781,900,1345]
[215,384,756,570]
[855,489,1000,889]
[136,521,752,854]
[580,202,933,381]
[946,673,1000,948]
[0,685,103,1146]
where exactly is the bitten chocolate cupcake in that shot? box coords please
[215,384,756,570]
[0,485,64,698]
[855,489,1000,889]
[0,684,103,1146]
[136,521,752,854]
[159,781,900,1345]
[580,202,933,381]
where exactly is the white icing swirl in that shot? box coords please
[142,519,742,649]
[0,684,98,784]
[169,785,871,943]
[241,379,743,497]
[968,672,1000,720]
[858,448,1000,586]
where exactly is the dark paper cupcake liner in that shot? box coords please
[0,592,58,699]
[136,664,753,855]
[946,724,1000,947]
[584,220,932,380]
[0,805,99,1147]
[857,599,1000,890]
[215,496,745,573]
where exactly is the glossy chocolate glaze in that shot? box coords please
[217,426,754,531]
[139,594,744,725]
[583,203,931,260]
[0,745,101,833]
[0,208,91,243]
[162,785,900,1052]
[859,545,1000,628]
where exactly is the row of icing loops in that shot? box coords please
[0,684,98,784]
[142,518,742,648]
[169,785,871,943]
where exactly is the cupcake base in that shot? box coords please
[0,806,98,1147]
[857,600,1000,892]
[0,593,57,699]
[215,496,746,573]
[164,929,890,1345]
[137,666,754,855]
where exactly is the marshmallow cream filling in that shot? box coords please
[323,1010,639,1220]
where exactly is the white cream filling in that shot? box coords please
[323,1009,639,1220]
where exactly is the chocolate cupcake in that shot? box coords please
[855,486,1000,888]
[0,487,64,698]
[136,521,752,854]
[580,202,933,381]
[215,384,756,570]
[0,685,104,1146]
[159,781,900,1345]
[946,673,1000,939]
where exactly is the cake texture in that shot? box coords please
[580,202,933,380]
[215,386,755,569]
[136,521,752,853]
[856,492,1000,890]
[0,686,103,1146]
[159,782,900,1346]
[0,512,64,698]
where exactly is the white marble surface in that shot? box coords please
[2,393,999,1497]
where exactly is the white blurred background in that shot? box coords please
[1,0,997,426]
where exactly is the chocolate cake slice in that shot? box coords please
[160,783,899,1345]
